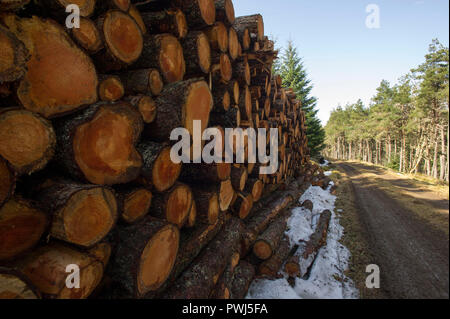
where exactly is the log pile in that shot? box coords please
[0,0,320,299]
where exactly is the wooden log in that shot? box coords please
[0,25,29,83]
[180,162,230,184]
[211,52,232,83]
[161,217,243,299]
[238,85,252,120]
[210,251,240,299]
[34,0,96,18]
[232,23,249,51]
[0,198,47,261]
[191,187,219,225]
[94,10,143,72]
[13,242,104,299]
[55,101,143,185]
[228,26,239,60]
[219,179,234,211]
[0,266,40,299]
[232,191,253,219]
[212,85,231,112]
[258,236,291,277]
[125,94,157,123]
[119,68,163,96]
[140,9,187,39]
[230,166,247,191]
[241,192,293,255]
[150,183,193,228]
[98,75,124,102]
[230,260,255,299]
[33,180,117,248]
[0,0,30,12]
[69,17,103,54]
[252,210,290,260]
[96,0,130,13]
[173,0,215,28]
[0,108,56,175]
[244,178,263,202]
[182,31,211,76]
[144,79,213,141]
[0,156,15,209]
[203,21,228,52]
[215,0,235,25]
[128,4,147,35]
[2,16,98,118]
[109,216,179,298]
[115,187,152,224]
[137,141,182,192]
[234,60,251,86]
[186,200,197,228]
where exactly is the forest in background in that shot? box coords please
[324,39,449,182]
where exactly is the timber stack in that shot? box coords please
[0,0,320,299]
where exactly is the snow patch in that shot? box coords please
[319,160,329,167]
[246,183,359,299]
[324,171,332,176]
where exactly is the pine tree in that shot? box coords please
[277,41,325,156]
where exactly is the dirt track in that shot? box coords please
[337,162,449,299]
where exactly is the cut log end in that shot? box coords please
[228,27,239,60]
[128,5,147,35]
[0,109,56,175]
[0,199,47,261]
[162,184,193,228]
[122,189,152,224]
[154,147,182,192]
[184,80,213,136]
[186,200,197,228]
[148,69,164,96]
[98,76,124,102]
[71,17,103,53]
[219,53,232,82]
[219,179,234,211]
[199,0,216,26]
[253,240,272,260]
[127,95,157,123]
[62,0,96,16]
[103,10,143,65]
[73,103,142,185]
[197,32,212,73]
[224,0,235,24]
[137,223,179,294]
[158,34,186,83]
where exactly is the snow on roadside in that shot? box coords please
[246,183,359,299]
[324,171,332,176]
[319,159,329,167]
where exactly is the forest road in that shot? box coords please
[337,162,449,299]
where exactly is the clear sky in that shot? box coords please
[233,0,449,124]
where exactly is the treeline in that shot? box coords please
[324,39,449,181]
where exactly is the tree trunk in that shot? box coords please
[230,260,255,299]
[140,9,188,39]
[258,236,291,277]
[124,95,157,124]
[172,0,216,29]
[119,68,163,96]
[115,187,152,224]
[215,0,235,26]
[182,31,211,76]
[98,75,124,102]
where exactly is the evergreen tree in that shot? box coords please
[276,41,325,156]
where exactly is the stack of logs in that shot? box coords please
[0,0,315,299]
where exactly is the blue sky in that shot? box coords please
[233,0,449,124]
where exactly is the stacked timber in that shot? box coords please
[0,0,315,299]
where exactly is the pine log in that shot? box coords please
[252,210,291,260]
[140,9,187,39]
[96,0,131,13]
[215,0,235,25]
[241,192,293,256]
[232,191,253,219]
[161,217,243,299]
[124,94,157,123]
[212,85,231,112]
[230,166,248,191]
[234,60,251,86]
[173,0,215,28]
[238,85,252,120]
[230,260,255,299]
[150,183,193,228]
[210,251,240,299]
[0,108,56,175]
[0,198,47,261]
[182,31,211,76]
[244,178,263,202]
[203,21,228,52]
[0,25,29,83]
[109,216,179,298]
[211,52,232,83]
[0,267,40,299]
[119,68,164,96]
[232,24,250,51]
[69,17,103,54]
[98,75,124,102]
[137,141,182,192]
[234,15,264,41]
[186,200,197,228]
[115,187,152,224]
[219,179,234,211]
[34,0,96,18]
[144,79,213,141]
[191,187,219,225]
[258,236,291,277]
[94,10,143,72]
[2,16,98,118]
[32,180,117,248]
[0,156,15,209]
[13,242,104,299]
[128,4,147,35]
[55,101,143,185]
[228,26,239,60]
[180,162,230,184]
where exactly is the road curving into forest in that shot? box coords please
[337,162,449,299]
